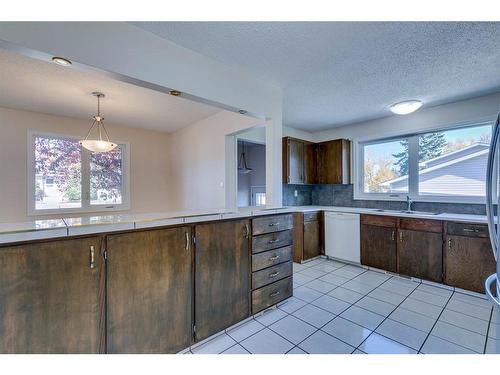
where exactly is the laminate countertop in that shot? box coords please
[0,205,493,244]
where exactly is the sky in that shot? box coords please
[365,124,492,160]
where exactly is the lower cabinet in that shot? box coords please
[195,219,251,341]
[0,237,104,354]
[106,227,193,353]
[398,229,443,282]
[444,222,495,293]
[360,215,397,273]
[293,211,322,262]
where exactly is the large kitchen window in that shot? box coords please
[28,132,129,215]
[355,122,493,203]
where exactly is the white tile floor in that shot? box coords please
[186,257,500,354]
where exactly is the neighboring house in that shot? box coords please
[383,143,489,197]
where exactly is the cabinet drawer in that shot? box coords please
[252,214,293,235]
[252,246,292,272]
[252,277,292,314]
[360,214,397,228]
[252,230,293,254]
[304,211,320,222]
[399,218,443,233]
[446,222,489,238]
[252,262,292,290]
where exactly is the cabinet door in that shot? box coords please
[398,229,443,282]
[444,235,496,293]
[287,138,304,184]
[317,140,350,184]
[360,224,397,272]
[0,237,103,353]
[303,220,320,260]
[303,142,317,184]
[107,227,192,353]
[195,219,250,341]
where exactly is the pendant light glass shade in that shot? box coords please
[80,92,117,153]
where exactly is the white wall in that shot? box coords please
[169,111,264,211]
[0,22,284,206]
[313,93,500,142]
[0,106,174,223]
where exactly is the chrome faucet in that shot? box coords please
[406,195,413,212]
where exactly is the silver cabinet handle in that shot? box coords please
[243,223,250,238]
[463,228,479,233]
[391,231,395,241]
[448,238,452,250]
[90,246,95,269]
[269,271,280,278]
[185,231,190,251]
[269,254,280,261]
[268,238,280,244]
[269,291,280,297]
[399,231,403,242]
[268,222,279,227]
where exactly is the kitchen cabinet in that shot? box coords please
[397,219,443,282]
[360,215,397,273]
[251,214,294,313]
[106,227,192,353]
[0,237,104,354]
[444,222,495,293]
[282,137,317,184]
[195,219,251,341]
[292,211,323,262]
[317,139,351,184]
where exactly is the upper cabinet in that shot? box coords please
[317,139,351,184]
[282,137,317,184]
[282,137,350,185]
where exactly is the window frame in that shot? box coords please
[27,130,130,216]
[353,121,494,204]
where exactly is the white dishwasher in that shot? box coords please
[324,212,360,264]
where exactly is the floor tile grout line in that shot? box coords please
[353,276,423,353]
[483,306,494,354]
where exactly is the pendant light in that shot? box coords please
[80,92,117,153]
[238,142,253,174]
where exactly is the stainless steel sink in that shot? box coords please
[371,208,441,216]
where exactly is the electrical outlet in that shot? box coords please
[294,190,298,197]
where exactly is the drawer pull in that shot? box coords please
[269,271,280,278]
[268,238,280,244]
[448,239,452,250]
[269,254,280,261]
[268,222,279,227]
[463,228,479,233]
[269,291,280,297]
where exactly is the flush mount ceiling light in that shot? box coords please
[52,56,72,66]
[169,90,182,96]
[389,100,423,115]
[80,92,117,153]
[238,110,248,115]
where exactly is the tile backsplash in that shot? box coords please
[283,184,487,215]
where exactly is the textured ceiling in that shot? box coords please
[132,22,500,131]
[0,49,221,133]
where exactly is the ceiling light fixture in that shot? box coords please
[52,56,72,66]
[389,100,423,115]
[238,110,248,115]
[238,142,253,174]
[80,92,117,153]
[169,90,182,96]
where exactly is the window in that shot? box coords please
[29,132,129,215]
[251,185,266,206]
[355,122,493,203]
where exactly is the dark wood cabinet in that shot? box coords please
[361,223,398,273]
[282,137,317,184]
[283,137,350,185]
[398,229,443,282]
[317,139,351,184]
[195,219,251,341]
[292,211,323,262]
[106,227,192,354]
[444,222,495,293]
[0,237,104,354]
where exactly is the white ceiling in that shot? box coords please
[0,49,221,133]
[132,22,500,131]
